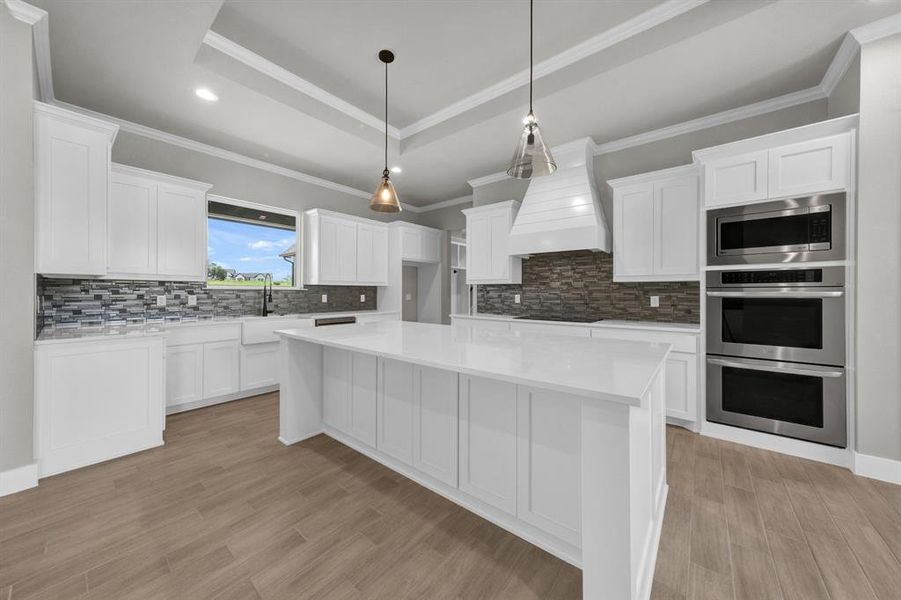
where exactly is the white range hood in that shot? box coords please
[507,137,611,256]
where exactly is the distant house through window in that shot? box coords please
[207,198,299,288]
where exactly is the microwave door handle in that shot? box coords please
[706,357,844,378]
[705,290,844,299]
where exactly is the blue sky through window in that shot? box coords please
[207,217,295,285]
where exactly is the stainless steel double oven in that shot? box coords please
[706,194,847,447]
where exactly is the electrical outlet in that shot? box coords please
[156,295,166,307]
[360,294,366,303]
[321,294,328,303]
[514,294,521,304]
[650,295,660,308]
[405,293,412,301]
[187,295,197,306]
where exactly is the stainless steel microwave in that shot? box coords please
[707,193,845,266]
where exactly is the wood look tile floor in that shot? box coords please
[1,394,899,599]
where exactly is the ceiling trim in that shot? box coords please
[5,0,53,101]
[413,195,472,212]
[467,171,514,189]
[50,100,374,201]
[202,31,401,139]
[399,0,709,138]
[850,10,901,44]
[820,33,860,96]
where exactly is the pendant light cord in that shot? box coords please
[529,0,533,115]
[384,59,389,173]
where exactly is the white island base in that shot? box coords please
[278,321,669,599]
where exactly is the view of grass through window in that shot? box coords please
[207,213,296,287]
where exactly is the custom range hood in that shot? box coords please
[507,137,611,256]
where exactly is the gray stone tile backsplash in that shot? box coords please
[36,276,376,330]
[476,251,699,323]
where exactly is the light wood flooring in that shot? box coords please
[0,393,898,599]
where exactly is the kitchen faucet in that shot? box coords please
[261,273,274,316]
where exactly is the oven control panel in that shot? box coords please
[720,269,822,285]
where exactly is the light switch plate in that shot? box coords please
[360,294,366,303]
[650,295,660,308]
[156,295,166,307]
[187,295,197,306]
[321,294,328,303]
[514,294,521,304]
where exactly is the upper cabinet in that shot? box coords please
[695,118,856,210]
[108,164,211,281]
[304,209,388,286]
[462,200,522,285]
[450,239,466,269]
[34,102,119,276]
[610,165,700,282]
[398,223,442,264]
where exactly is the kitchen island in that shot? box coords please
[278,320,670,600]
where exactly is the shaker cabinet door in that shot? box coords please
[377,358,415,465]
[613,183,654,277]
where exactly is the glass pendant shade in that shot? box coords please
[370,171,402,213]
[507,118,556,179]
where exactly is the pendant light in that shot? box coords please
[507,0,556,179]
[370,49,402,213]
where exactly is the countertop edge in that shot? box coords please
[450,313,701,334]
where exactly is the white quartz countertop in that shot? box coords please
[35,310,399,345]
[278,320,670,406]
[450,313,701,334]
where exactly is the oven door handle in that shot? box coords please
[705,290,844,299]
[706,357,844,378]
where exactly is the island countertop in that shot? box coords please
[278,320,670,406]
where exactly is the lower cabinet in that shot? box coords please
[412,366,458,487]
[166,344,204,408]
[516,387,582,547]
[459,375,518,515]
[663,351,698,422]
[35,337,166,477]
[377,358,416,464]
[240,343,279,391]
[323,347,378,447]
[202,340,240,399]
[164,324,242,411]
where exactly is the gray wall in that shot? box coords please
[415,199,470,231]
[828,54,861,118]
[855,33,901,463]
[112,131,419,225]
[0,8,36,474]
[468,100,829,225]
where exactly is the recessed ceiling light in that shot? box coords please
[390,166,402,174]
[258,215,267,220]
[194,87,219,102]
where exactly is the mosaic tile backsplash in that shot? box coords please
[477,251,700,323]
[36,276,377,331]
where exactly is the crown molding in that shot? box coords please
[467,171,513,188]
[820,33,860,97]
[51,101,373,201]
[411,195,472,213]
[5,0,53,101]
[202,31,400,139]
[850,10,901,45]
[399,0,708,138]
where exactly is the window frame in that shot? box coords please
[205,193,304,291]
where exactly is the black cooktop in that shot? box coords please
[513,315,603,324]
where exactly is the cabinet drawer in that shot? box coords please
[590,327,698,353]
[164,323,241,346]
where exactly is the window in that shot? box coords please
[206,198,300,288]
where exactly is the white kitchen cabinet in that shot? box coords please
[350,352,378,447]
[35,336,165,477]
[304,209,388,286]
[377,357,415,464]
[413,366,458,487]
[397,223,442,264]
[323,346,351,433]
[240,343,279,391]
[610,166,699,282]
[108,165,211,281]
[703,150,768,208]
[591,326,699,423]
[459,375,518,515]
[450,239,466,269]
[768,134,849,198]
[166,344,204,408]
[34,102,119,276]
[463,201,522,285]
[516,386,581,547]
[356,222,388,284]
[202,340,240,399]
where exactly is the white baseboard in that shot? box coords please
[0,462,39,497]
[666,416,699,433]
[278,430,322,446]
[853,452,901,485]
[166,385,278,415]
[701,422,852,468]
